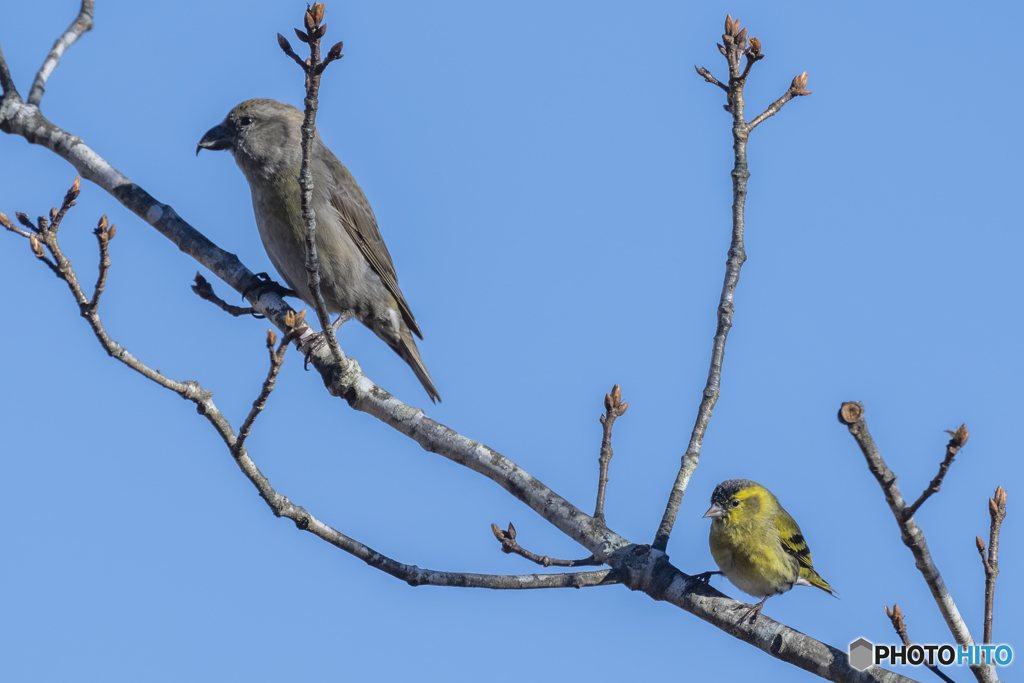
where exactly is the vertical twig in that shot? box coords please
[594,385,628,522]
[277,4,347,366]
[976,486,1006,645]
[655,16,809,552]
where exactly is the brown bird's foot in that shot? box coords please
[242,272,298,303]
[689,571,722,586]
[301,331,329,370]
[738,596,770,624]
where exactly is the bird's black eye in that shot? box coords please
[730,499,741,507]
[239,116,253,127]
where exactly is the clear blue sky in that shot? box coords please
[1,1,1020,681]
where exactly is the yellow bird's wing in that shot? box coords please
[775,509,835,596]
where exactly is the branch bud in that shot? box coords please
[29,234,45,257]
[304,8,316,31]
[945,423,969,448]
[0,212,11,228]
[792,71,809,90]
[328,41,344,61]
[311,2,325,25]
[277,33,293,53]
[507,522,516,540]
[736,27,747,48]
[267,329,278,348]
[294,28,310,44]
[50,208,58,223]
[71,175,81,196]
[993,485,1007,510]
[97,215,108,231]
[108,224,116,240]
[749,36,761,56]
[619,401,628,414]
[717,43,726,56]
[976,536,986,553]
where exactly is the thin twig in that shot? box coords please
[747,72,811,131]
[595,384,628,522]
[839,402,996,683]
[885,604,958,683]
[27,0,95,106]
[654,15,758,552]
[278,4,345,366]
[976,486,1006,645]
[905,424,969,519]
[694,66,728,92]
[89,213,113,311]
[233,326,299,458]
[490,523,604,568]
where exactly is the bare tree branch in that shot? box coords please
[906,424,969,519]
[595,384,628,522]
[6,179,622,593]
[655,15,800,552]
[1,9,920,680]
[747,72,812,131]
[276,6,345,367]
[838,402,996,683]
[27,0,94,106]
[491,522,604,568]
[976,486,1006,645]
[885,605,957,683]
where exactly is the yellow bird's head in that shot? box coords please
[702,478,771,526]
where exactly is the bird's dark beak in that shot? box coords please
[196,123,233,156]
[702,503,726,519]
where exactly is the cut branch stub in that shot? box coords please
[838,401,863,424]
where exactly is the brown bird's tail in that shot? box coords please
[391,321,440,403]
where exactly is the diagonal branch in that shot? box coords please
[747,72,811,131]
[839,402,996,683]
[6,179,619,593]
[27,0,95,106]
[885,604,957,683]
[905,424,969,519]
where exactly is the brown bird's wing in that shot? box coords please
[325,155,423,339]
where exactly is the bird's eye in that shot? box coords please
[730,499,740,507]
[239,116,253,126]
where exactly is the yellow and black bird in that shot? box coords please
[702,479,835,620]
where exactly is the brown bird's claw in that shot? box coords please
[243,272,298,303]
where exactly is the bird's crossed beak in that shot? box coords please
[702,503,726,519]
[196,123,233,156]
